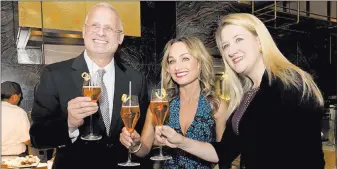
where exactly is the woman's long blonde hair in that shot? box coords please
[161,36,220,114]
[215,13,324,114]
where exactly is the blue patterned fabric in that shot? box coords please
[163,94,216,169]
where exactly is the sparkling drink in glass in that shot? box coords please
[118,95,141,167]
[150,88,172,161]
[81,72,102,141]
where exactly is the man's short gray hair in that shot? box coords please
[84,2,124,31]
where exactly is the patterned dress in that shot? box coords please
[163,94,216,169]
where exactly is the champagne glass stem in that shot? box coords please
[89,115,93,135]
[158,125,164,157]
[159,145,164,157]
[127,148,132,163]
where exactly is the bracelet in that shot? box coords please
[130,142,142,153]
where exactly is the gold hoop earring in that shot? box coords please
[198,73,202,81]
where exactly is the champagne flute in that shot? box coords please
[81,72,102,141]
[150,88,172,161]
[118,95,141,166]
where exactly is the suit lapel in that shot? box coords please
[71,53,89,97]
[109,62,129,137]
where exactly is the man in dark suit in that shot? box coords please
[30,3,149,169]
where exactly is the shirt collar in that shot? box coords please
[83,50,114,77]
[1,101,16,107]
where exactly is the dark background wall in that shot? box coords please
[1,1,42,111]
[175,1,336,101]
[1,1,336,112]
[176,1,245,55]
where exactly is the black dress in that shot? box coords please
[212,73,325,169]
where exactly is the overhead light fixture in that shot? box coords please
[16,26,43,64]
[237,1,251,5]
[16,27,31,49]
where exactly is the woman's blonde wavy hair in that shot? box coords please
[215,13,324,114]
[161,36,220,114]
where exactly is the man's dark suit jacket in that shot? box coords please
[30,53,150,169]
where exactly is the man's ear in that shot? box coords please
[82,25,86,39]
[118,33,124,45]
[10,94,19,103]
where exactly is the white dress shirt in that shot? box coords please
[69,50,115,142]
[1,101,30,155]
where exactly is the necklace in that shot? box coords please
[181,94,199,104]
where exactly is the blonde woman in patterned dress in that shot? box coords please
[120,36,229,168]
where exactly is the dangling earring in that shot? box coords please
[259,47,262,54]
[197,66,202,81]
[198,73,202,81]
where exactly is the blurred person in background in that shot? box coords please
[1,81,30,156]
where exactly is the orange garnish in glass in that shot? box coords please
[121,94,131,103]
[155,88,167,99]
[81,72,90,81]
